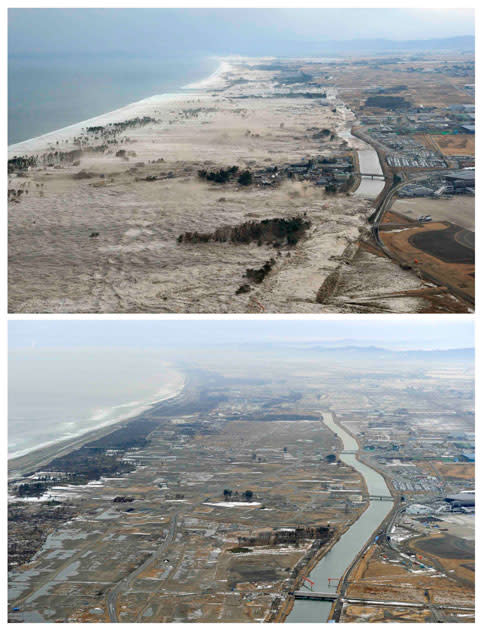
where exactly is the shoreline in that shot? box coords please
[182,59,233,90]
[8,59,232,155]
[8,373,186,479]
[9,55,433,315]
[8,374,185,461]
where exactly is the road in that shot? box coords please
[107,513,178,622]
[370,169,475,307]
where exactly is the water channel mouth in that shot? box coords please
[286,412,393,623]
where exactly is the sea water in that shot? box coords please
[8,53,219,144]
[8,347,184,459]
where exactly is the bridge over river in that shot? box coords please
[286,412,394,623]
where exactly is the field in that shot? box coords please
[9,405,367,623]
[341,529,475,623]
[409,534,475,587]
[380,221,474,304]
[415,134,475,156]
[409,225,474,264]
[432,462,475,481]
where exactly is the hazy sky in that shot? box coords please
[9,319,474,351]
[9,8,474,57]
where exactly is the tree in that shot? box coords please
[244,490,253,502]
[238,170,252,186]
[223,489,232,501]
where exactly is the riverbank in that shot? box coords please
[284,412,394,623]
[273,499,370,622]
[332,413,395,499]
[272,411,373,622]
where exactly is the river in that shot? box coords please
[286,412,393,623]
[335,98,385,200]
[355,148,385,199]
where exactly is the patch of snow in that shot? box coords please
[204,501,261,508]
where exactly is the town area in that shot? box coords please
[8,344,474,622]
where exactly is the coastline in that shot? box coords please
[8,59,232,156]
[182,59,233,90]
[8,372,186,479]
[9,56,430,315]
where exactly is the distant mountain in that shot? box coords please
[274,35,475,57]
[308,345,474,361]
[313,35,475,54]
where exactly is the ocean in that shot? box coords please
[8,54,219,145]
[8,348,185,459]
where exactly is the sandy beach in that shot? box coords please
[9,368,186,479]
[9,57,430,313]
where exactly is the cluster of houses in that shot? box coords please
[256,155,355,192]
[237,524,331,547]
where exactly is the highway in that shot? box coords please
[107,514,178,622]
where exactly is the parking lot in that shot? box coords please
[392,197,474,232]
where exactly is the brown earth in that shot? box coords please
[343,604,431,623]
[415,134,475,156]
[432,462,475,481]
[381,210,414,226]
[342,542,474,623]
[409,225,474,264]
[380,221,474,303]
[408,534,475,587]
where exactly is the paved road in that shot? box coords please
[107,514,178,622]
[371,171,475,307]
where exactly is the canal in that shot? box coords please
[286,412,393,623]
[355,147,385,199]
[336,100,385,200]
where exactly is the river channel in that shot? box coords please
[286,412,393,623]
[334,98,385,200]
[355,147,385,199]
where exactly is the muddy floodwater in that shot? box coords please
[286,412,393,623]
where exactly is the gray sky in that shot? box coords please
[9,9,474,57]
[8,319,474,351]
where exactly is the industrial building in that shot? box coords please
[444,492,475,508]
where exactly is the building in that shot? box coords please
[237,525,330,547]
[444,492,475,507]
[445,170,475,189]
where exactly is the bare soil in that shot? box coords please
[380,222,474,303]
